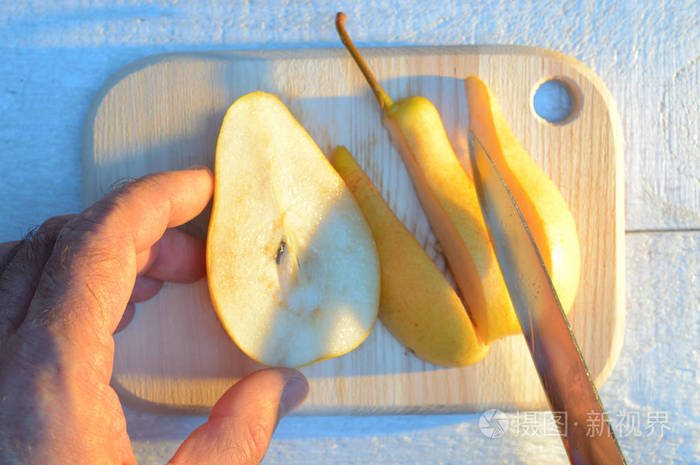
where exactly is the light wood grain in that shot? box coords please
[82,46,624,414]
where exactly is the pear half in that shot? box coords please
[332,146,489,366]
[207,92,380,368]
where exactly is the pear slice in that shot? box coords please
[332,146,489,366]
[336,14,517,344]
[465,76,581,318]
[207,92,380,368]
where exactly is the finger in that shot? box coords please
[135,228,206,283]
[122,230,203,330]
[20,168,213,377]
[130,276,164,303]
[119,229,205,334]
[0,215,75,342]
[168,369,308,465]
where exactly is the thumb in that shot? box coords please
[168,368,308,465]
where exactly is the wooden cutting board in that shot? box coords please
[82,46,624,414]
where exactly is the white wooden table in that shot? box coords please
[0,2,697,463]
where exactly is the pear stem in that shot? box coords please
[335,12,393,110]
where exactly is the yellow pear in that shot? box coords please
[331,146,489,366]
[336,13,517,343]
[465,76,580,318]
[207,92,380,368]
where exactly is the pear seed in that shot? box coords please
[275,239,286,264]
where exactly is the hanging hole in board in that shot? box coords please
[531,77,582,125]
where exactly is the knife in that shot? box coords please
[467,130,627,465]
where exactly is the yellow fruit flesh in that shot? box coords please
[465,77,581,315]
[207,92,380,368]
[385,97,519,344]
[331,146,488,366]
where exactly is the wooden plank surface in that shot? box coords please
[82,46,624,414]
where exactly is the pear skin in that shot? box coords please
[336,13,518,344]
[465,76,581,316]
[383,98,520,343]
[331,146,488,366]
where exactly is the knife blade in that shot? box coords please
[467,130,627,465]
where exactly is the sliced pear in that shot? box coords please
[383,97,519,343]
[207,92,380,368]
[336,13,517,344]
[465,76,581,317]
[331,146,489,366]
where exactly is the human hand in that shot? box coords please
[0,168,309,464]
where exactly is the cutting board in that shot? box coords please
[82,46,624,414]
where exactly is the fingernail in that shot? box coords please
[279,371,309,417]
